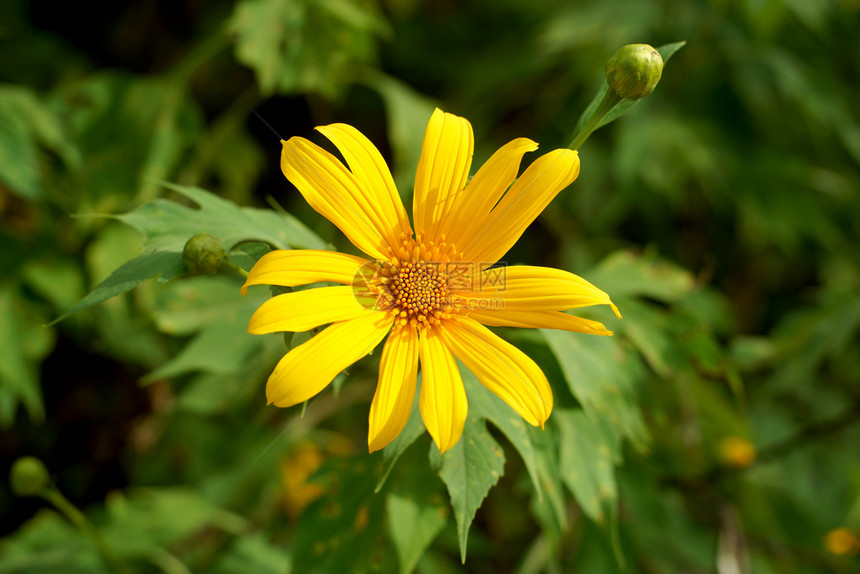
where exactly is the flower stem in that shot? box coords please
[567,89,623,150]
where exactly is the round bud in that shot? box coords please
[182,233,226,275]
[605,44,663,100]
[10,456,50,497]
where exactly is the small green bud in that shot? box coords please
[183,233,226,275]
[605,44,663,100]
[10,456,50,496]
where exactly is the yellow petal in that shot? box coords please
[444,137,538,249]
[439,318,552,427]
[461,149,580,264]
[282,137,398,260]
[456,265,621,317]
[413,109,474,240]
[266,312,394,407]
[368,326,419,452]
[418,326,468,453]
[241,250,370,295]
[316,123,412,249]
[469,309,613,335]
[248,286,370,334]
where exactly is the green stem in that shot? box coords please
[220,258,249,278]
[42,488,132,574]
[567,89,623,150]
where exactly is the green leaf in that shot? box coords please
[50,250,186,324]
[585,249,695,303]
[0,285,49,425]
[461,366,544,501]
[542,330,649,452]
[101,488,247,558]
[142,314,258,382]
[291,456,392,574]
[376,384,426,492]
[386,442,447,574]
[0,85,79,200]
[555,409,620,523]
[229,0,386,97]
[117,182,326,253]
[430,414,505,563]
[210,533,291,574]
[55,183,325,323]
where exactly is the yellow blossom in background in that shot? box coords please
[823,527,859,556]
[719,436,757,468]
[242,108,620,453]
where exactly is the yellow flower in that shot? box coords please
[719,436,757,468]
[242,108,620,453]
[823,527,859,556]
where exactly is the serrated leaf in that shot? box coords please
[461,365,544,501]
[55,183,325,323]
[543,329,649,452]
[430,414,505,563]
[555,409,619,523]
[117,182,325,252]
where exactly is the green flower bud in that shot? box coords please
[605,44,663,100]
[183,233,226,275]
[10,456,50,497]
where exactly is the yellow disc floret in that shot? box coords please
[370,231,467,330]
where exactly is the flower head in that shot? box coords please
[242,109,620,453]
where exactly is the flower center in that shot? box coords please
[352,231,467,329]
[388,259,450,325]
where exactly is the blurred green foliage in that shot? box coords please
[2,0,860,572]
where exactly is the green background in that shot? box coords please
[2,0,859,572]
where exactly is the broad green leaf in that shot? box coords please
[555,409,619,523]
[117,182,325,253]
[386,442,448,574]
[543,330,649,452]
[585,249,695,303]
[430,414,505,563]
[55,183,325,323]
